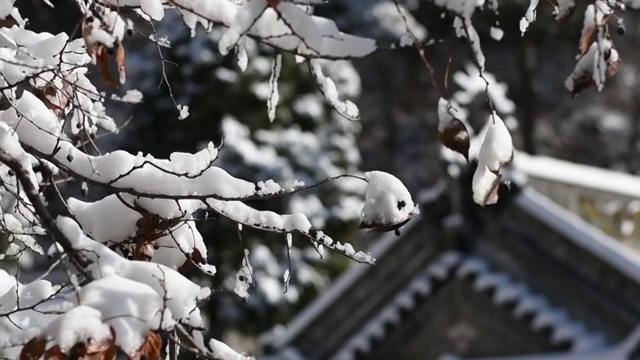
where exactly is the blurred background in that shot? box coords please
[13,0,640,358]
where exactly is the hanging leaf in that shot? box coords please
[579,26,596,56]
[178,248,205,273]
[116,42,126,85]
[96,45,118,88]
[439,118,470,161]
[134,238,155,261]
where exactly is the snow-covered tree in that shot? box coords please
[0,1,420,358]
[0,0,633,358]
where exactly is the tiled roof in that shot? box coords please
[331,251,606,360]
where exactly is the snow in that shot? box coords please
[40,305,112,353]
[178,103,190,120]
[77,275,173,354]
[520,0,540,34]
[151,221,211,271]
[208,338,255,360]
[83,7,126,51]
[478,114,514,172]
[0,269,14,299]
[0,0,434,357]
[454,17,485,71]
[267,54,282,122]
[472,113,513,206]
[361,171,419,229]
[0,121,37,189]
[111,89,144,103]
[218,0,268,56]
[58,217,211,328]
[490,26,504,41]
[555,0,576,21]
[453,64,516,114]
[234,249,254,299]
[438,97,454,132]
[515,187,640,289]
[513,152,640,200]
[310,61,360,121]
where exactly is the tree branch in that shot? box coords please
[0,152,89,269]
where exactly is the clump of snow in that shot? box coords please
[233,249,253,299]
[490,26,504,41]
[58,217,211,328]
[520,0,540,34]
[310,60,360,121]
[178,104,190,120]
[472,113,513,206]
[40,305,112,353]
[361,171,419,229]
[77,275,174,354]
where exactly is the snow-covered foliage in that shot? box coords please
[0,0,425,358]
[0,0,636,357]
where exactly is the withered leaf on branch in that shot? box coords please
[20,337,46,360]
[32,85,69,115]
[178,248,205,273]
[42,346,66,360]
[556,3,576,23]
[0,15,17,29]
[567,41,620,96]
[134,239,155,261]
[439,118,470,161]
[132,332,162,360]
[580,26,596,56]
[69,338,117,360]
[116,43,126,85]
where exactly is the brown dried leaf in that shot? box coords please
[42,345,66,360]
[580,27,596,56]
[178,248,205,273]
[134,239,155,261]
[33,85,68,115]
[69,338,117,360]
[132,332,162,360]
[570,74,593,97]
[96,45,118,88]
[439,118,470,161]
[116,43,126,85]
[20,337,46,360]
[0,15,17,29]
[570,48,620,97]
[607,58,620,78]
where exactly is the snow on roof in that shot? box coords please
[330,252,605,360]
[464,325,640,360]
[515,187,640,286]
[513,152,640,200]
